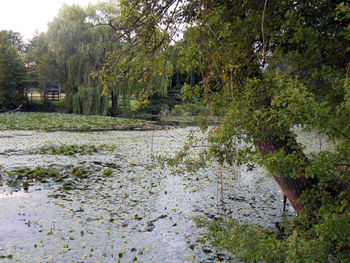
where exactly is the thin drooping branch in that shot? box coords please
[195,43,207,87]
[261,0,268,66]
[332,126,350,140]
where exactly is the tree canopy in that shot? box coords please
[104,0,350,261]
[0,30,27,109]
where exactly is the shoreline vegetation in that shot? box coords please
[0,112,163,131]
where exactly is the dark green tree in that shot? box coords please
[0,30,27,109]
[25,32,60,97]
[45,1,125,114]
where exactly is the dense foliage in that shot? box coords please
[23,1,179,115]
[0,31,27,109]
[26,3,117,114]
[110,0,350,261]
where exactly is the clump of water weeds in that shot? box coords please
[3,165,114,191]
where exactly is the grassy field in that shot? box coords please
[0,112,157,131]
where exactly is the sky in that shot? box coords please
[0,0,101,42]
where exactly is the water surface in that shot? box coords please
[0,128,293,262]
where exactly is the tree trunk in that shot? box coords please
[255,134,318,215]
[111,90,119,116]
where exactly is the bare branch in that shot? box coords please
[2,104,22,114]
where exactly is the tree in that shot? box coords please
[109,0,350,261]
[47,4,92,108]
[25,32,60,97]
[0,31,27,109]
[43,1,132,115]
[95,10,174,115]
[24,1,176,115]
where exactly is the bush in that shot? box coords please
[23,101,56,112]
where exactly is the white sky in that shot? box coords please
[0,0,101,42]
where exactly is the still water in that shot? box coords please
[0,128,292,262]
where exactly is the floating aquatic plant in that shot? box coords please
[4,166,115,191]
[0,112,157,131]
[30,144,116,156]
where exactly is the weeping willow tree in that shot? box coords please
[72,84,109,115]
[44,1,121,113]
[47,4,88,106]
[95,20,174,115]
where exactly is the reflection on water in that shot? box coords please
[0,128,294,262]
[0,190,27,199]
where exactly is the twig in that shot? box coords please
[261,0,268,66]
[332,126,350,140]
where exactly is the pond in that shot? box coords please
[0,127,294,262]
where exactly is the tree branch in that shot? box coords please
[332,126,350,141]
[2,104,22,114]
[261,0,268,66]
